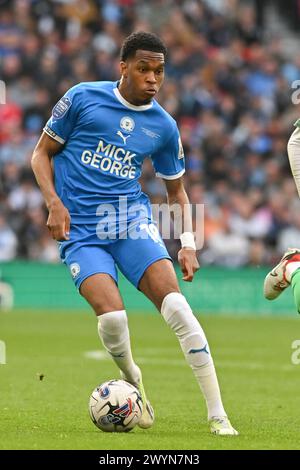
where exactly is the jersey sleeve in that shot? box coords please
[43,85,82,144]
[151,125,185,180]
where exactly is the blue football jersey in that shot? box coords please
[43,81,185,226]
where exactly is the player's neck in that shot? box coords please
[118,82,151,107]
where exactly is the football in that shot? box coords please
[89,379,143,432]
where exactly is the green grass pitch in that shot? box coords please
[1,310,300,450]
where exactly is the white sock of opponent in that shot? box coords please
[161,292,226,420]
[98,310,140,385]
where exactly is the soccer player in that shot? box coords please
[31,31,238,435]
[264,123,300,309]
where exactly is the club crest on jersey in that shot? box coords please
[120,116,135,133]
[70,263,80,279]
[52,96,72,119]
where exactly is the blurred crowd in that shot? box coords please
[1,0,300,267]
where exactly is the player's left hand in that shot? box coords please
[178,248,199,282]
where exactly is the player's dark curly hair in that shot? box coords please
[120,31,167,61]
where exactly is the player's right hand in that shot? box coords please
[178,247,199,282]
[47,199,71,241]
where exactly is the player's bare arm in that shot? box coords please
[31,132,71,241]
[164,177,199,282]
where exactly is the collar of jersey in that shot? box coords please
[113,86,153,111]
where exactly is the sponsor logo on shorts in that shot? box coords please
[70,263,80,279]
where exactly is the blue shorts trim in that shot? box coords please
[133,254,173,289]
[77,270,118,292]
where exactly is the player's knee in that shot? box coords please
[154,285,180,310]
[98,310,129,355]
[82,292,124,316]
[98,310,128,332]
[98,310,127,333]
[161,292,191,317]
[161,292,199,330]
[93,303,123,316]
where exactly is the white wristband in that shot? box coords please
[180,232,196,250]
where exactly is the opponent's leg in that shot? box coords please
[272,127,300,312]
[287,126,300,197]
[139,259,238,435]
[263,248,300,301]
[80,274,153,428]
[290,269,300,313]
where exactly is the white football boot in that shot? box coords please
[263,248,300,300]
[120,367,154,429]
[209,416,239,436]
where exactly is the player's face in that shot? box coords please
[120,50,165,105]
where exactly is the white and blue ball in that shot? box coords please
[89,379,142,432]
